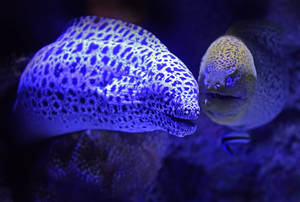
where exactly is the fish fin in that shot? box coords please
[222,143,234,157]
[220,131,251,156]
[56,16,167,51]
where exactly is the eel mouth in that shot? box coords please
[167,107,200,129]
[202,91,248,123]
[205,92,242,101]
[163,114,198,137]
[205,109,238,118]
[170,116,197,127]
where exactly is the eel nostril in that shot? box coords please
[215,82,221,88]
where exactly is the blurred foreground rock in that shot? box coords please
[30,131,169,202]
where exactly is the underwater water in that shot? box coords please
[0,0,300,201]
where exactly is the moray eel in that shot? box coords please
[14,16,200,139]
[198,21,288,131]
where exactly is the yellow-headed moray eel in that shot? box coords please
[13,16,200,139]
[198,21,288,152]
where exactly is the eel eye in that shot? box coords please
[226,76,233,87]
[215,83,221,88]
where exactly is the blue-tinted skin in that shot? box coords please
[199,22,289,154]
[14,16,200,139]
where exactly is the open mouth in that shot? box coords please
[202,92,246,119]
[157,111,199,137]
[205,109,237,118]
[205,92,242,100]
[167,115,198,137]
[170,116,197,127]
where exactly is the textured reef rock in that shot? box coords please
[147,109,300,202]
[266,0,300,112]
[266,0,300,47]
[29,130,169,202]
[287,52,300,111]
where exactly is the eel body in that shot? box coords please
[14,16,200,138]
[198,21,288,130]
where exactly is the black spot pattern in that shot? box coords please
[14,16,200,137]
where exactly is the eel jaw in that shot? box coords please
[162,111,199,137]
[201,89,249,125]
[170,116,198,127]
[205,92,242,101]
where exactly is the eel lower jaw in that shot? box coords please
[205,109,238,119]
[169,116,198,137]
[168,107,200,128]
[202,91,249,123]
[158,113,198,137]
[170,116,198,127]
[205,92,242,101]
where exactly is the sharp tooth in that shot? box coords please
[204,99,208,105]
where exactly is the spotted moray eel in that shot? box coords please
[198,21,288,130]
[14,16,200,139]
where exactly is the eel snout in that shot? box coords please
[167,105,200,136]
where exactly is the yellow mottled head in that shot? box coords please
[198,35,257,125]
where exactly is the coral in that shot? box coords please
[286,54,300,110]
[31,130,169,202]
[153,105,300,202]
[266,0,300,47]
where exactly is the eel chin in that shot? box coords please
[162,114,198,137]
[171,116,197,127]
[201,90,249,125]
[205,92,242,101]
